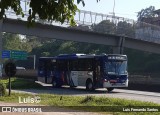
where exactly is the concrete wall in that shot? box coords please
[129,75,160,85]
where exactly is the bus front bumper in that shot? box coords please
[103,80,128,88]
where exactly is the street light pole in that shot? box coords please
[113,0,115,16]
[28,55,36,70]
[0,20,3,77]
[33,55,36,70]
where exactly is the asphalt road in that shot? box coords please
[11,81,160,104]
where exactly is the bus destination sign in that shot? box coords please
[108,56,127,60]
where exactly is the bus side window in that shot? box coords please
[39,62,44,70]
[70,60,78,71]
[56,60,67,71]
[85,59,92,71]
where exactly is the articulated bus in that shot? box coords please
[38,54,128,92]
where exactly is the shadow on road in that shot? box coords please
[14,84,121,95]
[14,81,160,95]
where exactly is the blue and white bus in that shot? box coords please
[38,54,128,92]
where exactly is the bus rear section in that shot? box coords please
[38,57,56,84]
[52,58,68,87]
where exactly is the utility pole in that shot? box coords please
[109,0,116,22]
[28,55,36,70]
[25,0,26,13]
[113,0,115,17]
[0,20,3,77]
[33,55,36,70]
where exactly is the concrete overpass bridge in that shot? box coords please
[1,0,160,54]
[1,0,160,85]
[1,18,160,54]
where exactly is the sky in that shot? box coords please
[75,0,160,20]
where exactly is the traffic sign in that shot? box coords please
[5,62,16,77]
[11,50,27,60]
[2,50,11,58]
[4,60,17,96]
[2,50,27,60]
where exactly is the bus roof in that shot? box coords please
[56,54,92,59]
[39,54,127,60]
[39,57,56,60]
[56,54,127,59]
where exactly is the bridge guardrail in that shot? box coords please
[3,0,160,44]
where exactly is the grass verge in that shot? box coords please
[0,77,45,89]
[0,92,159,115]
[0,77,159,114]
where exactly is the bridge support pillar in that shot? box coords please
[0,20,3,77]
[112,37,125,54]
[112,47,121,54]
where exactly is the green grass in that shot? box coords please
[0,77,159,114]
[0,77,45,89]
[0,93,159,115]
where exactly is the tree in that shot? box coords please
[91,19,135,38]
[137,6,155,21]
[91,20,116,34]
[3,33,32,52]
[0,0,99,26]
[116,21,135,37]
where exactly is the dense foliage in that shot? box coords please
[0,82,6,96]
[137,6,155,21]
[0,0,99,26]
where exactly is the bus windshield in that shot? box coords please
[105,60,127,75]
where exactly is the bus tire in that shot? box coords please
[86,79,94,91]
[107,88,114,92]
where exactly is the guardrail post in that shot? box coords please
[34,55,36,70]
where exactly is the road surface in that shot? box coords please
[1,82,160,115]
[11,84,160,104]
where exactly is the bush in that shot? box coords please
[0,82,6,96]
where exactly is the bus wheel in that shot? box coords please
[86,79,94,91]
[107,88,114,92]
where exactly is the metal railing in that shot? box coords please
[4,0,160,44]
